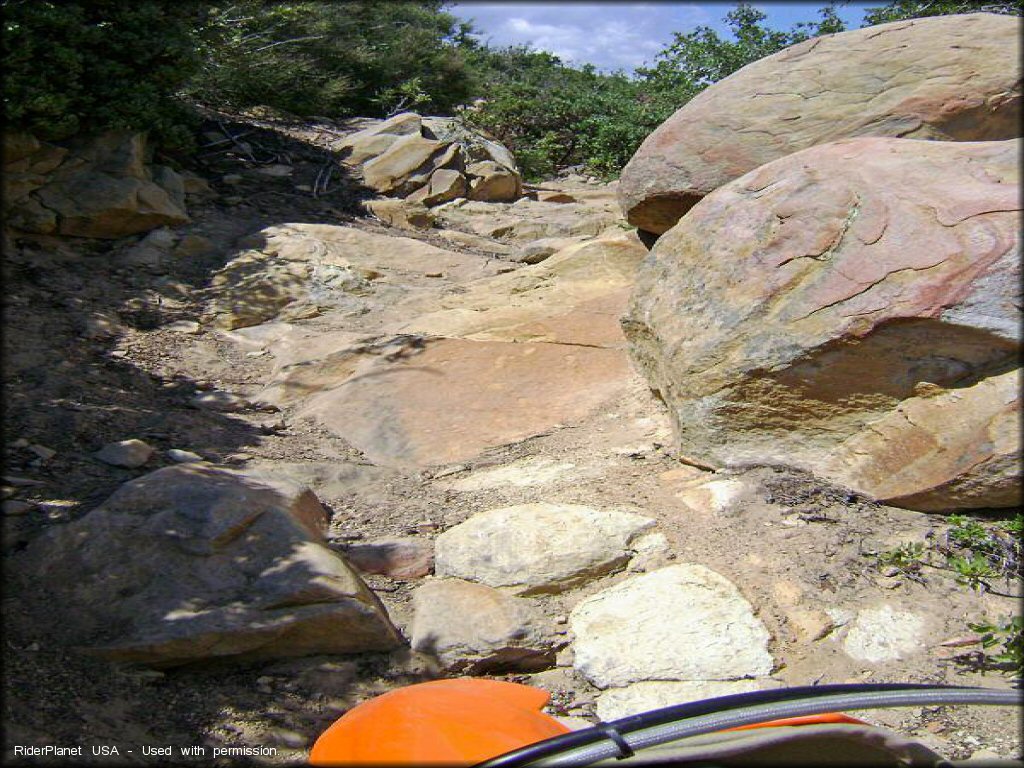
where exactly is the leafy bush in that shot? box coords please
[185,1,476,119]
[2,0,204,147]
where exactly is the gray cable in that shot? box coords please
[533,687,1022,767]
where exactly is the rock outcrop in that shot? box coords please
[254,229,645,467]
[336,112,522,204]
[4,131,189,238]
[619,14,1022,234]
[15,464,401,666]
[623,137,1021,511]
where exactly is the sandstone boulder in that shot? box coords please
[570,564,774,688]
[434,503,656,594]
[410,579,557,673]
[14,464,401,666]
[5,132,189,238]
[336,112,522,205]
[335,112,423,166]
[623,137,1021,511]
[343,537,434,579]
[619,14,1022,234]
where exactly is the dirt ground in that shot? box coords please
[2,115,1020,765]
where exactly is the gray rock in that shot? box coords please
[570,564,773,688]
[410,578,557,673]
[94,439,155,468]
[15,464,401,666]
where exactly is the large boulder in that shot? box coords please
[619,14,1022,234]
[622,137,1021,511]
[14,464,402,666]
[4,131,188,238]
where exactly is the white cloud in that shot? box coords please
[451,2,713,72]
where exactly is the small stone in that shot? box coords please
[166,449,203,463]
[254,164,293,177]
[344,538,434,579]
[11,438,29,448]
[173,235,215,258]
[95,439,155,469]
[29,445,56,461]
[190,391,252,412]
[425,272,443,278]
[163,320,201,334]
[221,174,244,185]
[3,500,33,516]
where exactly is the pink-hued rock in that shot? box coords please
[619,14,1022,234]
[343,537,434,579]
[623,137,1021,511]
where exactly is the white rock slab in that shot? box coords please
[444,458,578,492]
[570,564,774,688]
[843,605,928,663]
[596,679,784,721]
[435,503,655,594]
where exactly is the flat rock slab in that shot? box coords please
[14,464,401,666]
[619,13,1023,233]
[435,503,655,594]
[410,578,557,673]
[403,232,646,347]
[624,137,1021,511]
[843,605,929,663]
[289,337,633,467]
[570,564,773,688]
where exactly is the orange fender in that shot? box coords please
[309,678,570,766]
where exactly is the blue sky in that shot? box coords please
[449,2,876,73]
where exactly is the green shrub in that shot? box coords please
[2,0,204,147]
[185,1,475,120]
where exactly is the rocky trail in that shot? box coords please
[4,51,1022,766]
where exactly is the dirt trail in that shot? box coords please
[3,119,1019,764]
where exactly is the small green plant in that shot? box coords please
[966,615,1023,676]
[875,542,927,580]
[947,514,994,552]
[996,513,1023,537]
[949,552,998,591]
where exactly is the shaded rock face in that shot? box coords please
[335,112,522,204]
[410,579,557,674]
[15,464,401,667]
[623,137,1021,511]
[619,13,1022,234]
[3,131,188,238]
